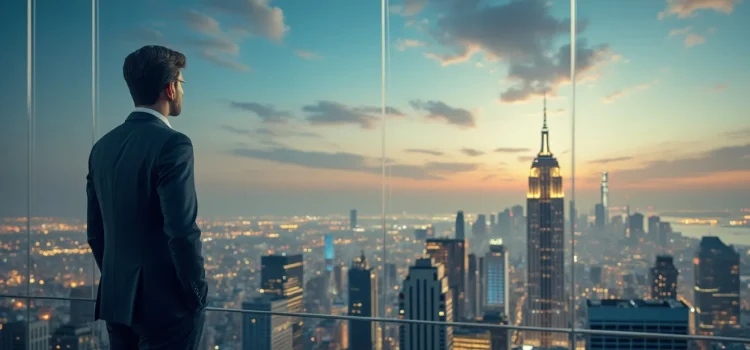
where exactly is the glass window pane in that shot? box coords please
[0,0,31,298]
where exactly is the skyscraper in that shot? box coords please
[455,210,465,240]
[348,251,381,350]
[242,296,292,350]
[628,213,644,240]
[398,258,453,350]
[261,254,304,350]
[650,255,678,300]
[695,236,741,336]
[648,215,661,240]
[484,239,509,315]
[468,253,481,318]
[324,234,334,272]
[472,214,487,237]
[425,238,467,320]
[594,203,606,232]
[586,299,689,350]
[659,222,672,248]
[600,171,609,225]
[526,96,566,348]
[350,209,357,230]
[497,209,511,237]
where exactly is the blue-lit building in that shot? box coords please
[484,239,509,315]
[586,299,689,350]
[324,233,334,272]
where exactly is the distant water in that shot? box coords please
[664,216,750,247]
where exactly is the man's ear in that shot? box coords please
[165,82,176,101]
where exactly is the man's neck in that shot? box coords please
[135,105,169,118]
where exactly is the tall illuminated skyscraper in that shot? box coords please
[600,171,609,225]
[695,236,740,336]
[398,258,453,350]
[525,96,566,348]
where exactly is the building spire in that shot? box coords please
[539,93,552,156]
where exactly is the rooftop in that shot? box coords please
[587,299,688,309]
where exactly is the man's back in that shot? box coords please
[87,111,207,327]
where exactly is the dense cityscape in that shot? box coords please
[2,106,750,350]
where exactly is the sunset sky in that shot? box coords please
[0,0,748,217]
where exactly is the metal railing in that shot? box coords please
[3,293,750,345]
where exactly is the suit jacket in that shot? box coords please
[86,111,208,327]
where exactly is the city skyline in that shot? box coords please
[1,0,749,218]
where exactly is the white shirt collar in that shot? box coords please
[133,107,172,129]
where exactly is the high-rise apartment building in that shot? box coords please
[455,210,465,240]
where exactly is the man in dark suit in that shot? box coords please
[86,45,207,349]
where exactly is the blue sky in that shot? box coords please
[0,0,748,217]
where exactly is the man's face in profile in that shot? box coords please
[170,71,184,117]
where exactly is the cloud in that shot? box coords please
[401,0,428,16]
[723,128,750,139]
[712,83,728,91]
[518,155,536,163]
[614,144,750,183]
[684,33,706,47]
[659,0,740,19]
[405,149,445,156]
[229,147,477,180]
[228,101,293,123]
[422,0,613,103]
[201,50,252,72]
[409,100,475,127]
[461,148,485,157]
[184,9,222,36]
[495,147,531,153]
[181,11,251,72]
[588,156,633,164]
[302,101,404,129]
[668,26,693,37]
[602,80,659,104]
[396,39,427,51]
[221,125,320,138]
[480,174,497,181]
[666,25,710,48]
[295,50,322,60]
[209,0,289,42]
[126,27,167,43]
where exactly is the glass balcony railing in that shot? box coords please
[1,0,749,349]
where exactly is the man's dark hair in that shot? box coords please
[123,45,186,106]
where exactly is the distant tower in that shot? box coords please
[455,210,465,240]
[526,94,566,348]
[350,209,358,230]
[601,171,609,225]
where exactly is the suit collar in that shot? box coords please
[126,108,172,129]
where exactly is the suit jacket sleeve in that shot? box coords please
[156,132,208,312]
[86,149,105,271]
